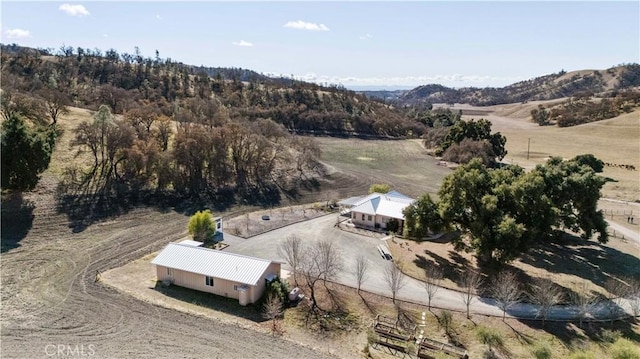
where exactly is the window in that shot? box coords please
[362,214,365,221]
[217,222,221,230]
[368,215,372,221]
[205,276,214,286]
[167,268,172,276]
[233,285,239,291]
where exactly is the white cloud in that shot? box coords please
[156,14,162,20]
[5,28,31,39]
[264,72,526,88]
[59,4,90,17]
[102,34,109,38]
[283,20,329,31]
[359,33,373,40]
[232,40,254,47]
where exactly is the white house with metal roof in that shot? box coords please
[152,243,281,306]
[339,191,415,231]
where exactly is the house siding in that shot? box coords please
[155,262,281,305]
[351,211,375,228]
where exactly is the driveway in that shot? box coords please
[223,215,639,321]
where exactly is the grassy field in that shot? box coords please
[482,108,640,202]
[316,137,453,199]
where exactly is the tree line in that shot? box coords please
[0,43,427,138]
[59,104,321,202]
[531,90,640,127]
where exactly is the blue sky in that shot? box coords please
[1,1,638,89]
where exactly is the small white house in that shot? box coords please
[152,243,281,306]
[339,191,415,231]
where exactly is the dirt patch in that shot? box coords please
[224,204,331,237]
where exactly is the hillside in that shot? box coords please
[0,43,424,138]
[400,64,640,106]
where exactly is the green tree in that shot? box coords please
[368,183,391,194]
[403,194,445,239]
[534,156,608,242]
[438,155,608,265]
[438,159,524,264]
[1,114,56,191]
[436,119,507,163]
[188,210,216,242]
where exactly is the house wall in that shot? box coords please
[156,266,243,301]
[351,212,405,231]
[351,211,375,228]
[155,263,282,304]
[250,262,282,303]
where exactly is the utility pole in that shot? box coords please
[527,137,531,160]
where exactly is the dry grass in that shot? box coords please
[387,231,640,299]
[284,277,640,359]
[484,107,639,202]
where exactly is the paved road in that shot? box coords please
[224,215,640,321]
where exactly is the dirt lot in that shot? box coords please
[0,175,334,359]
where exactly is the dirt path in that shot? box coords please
[0,176,333,359]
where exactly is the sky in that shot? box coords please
[1,1,639,90]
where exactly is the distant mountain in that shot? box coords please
[356,89,407,101]
[400,65,640,106]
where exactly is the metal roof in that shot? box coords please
[349,192,414,220]
[151,243,274,286]
[178,239,204,247]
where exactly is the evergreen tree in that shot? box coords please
[1,114,56,191]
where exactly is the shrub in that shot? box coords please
[610,338,640,359]
[261,277,290,307]
[599,329,622,344]
[568,351,597,359]
[532,341,552,359]
[437,310,453,333]
[475,325,504,352]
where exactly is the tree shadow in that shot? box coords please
[518,233,640,293]
[1,192,35,253]
[57,182,283,233]
[414,249,466,284]
[516,317,640,350]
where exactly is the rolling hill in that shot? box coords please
[398,64,640,106]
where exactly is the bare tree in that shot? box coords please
[490,271,521,321]
[384,261,407,303]
[299,240,343,312]
[424,265,443,311]
[627,277,640,318]
[40,88,70,126]
[459,269,483,319]
[353,255,369,295]
[570,282,597,328]
[262,293,284,336]
[277,234,304,286]
[529,277,563,327]
[604,278,629,322]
